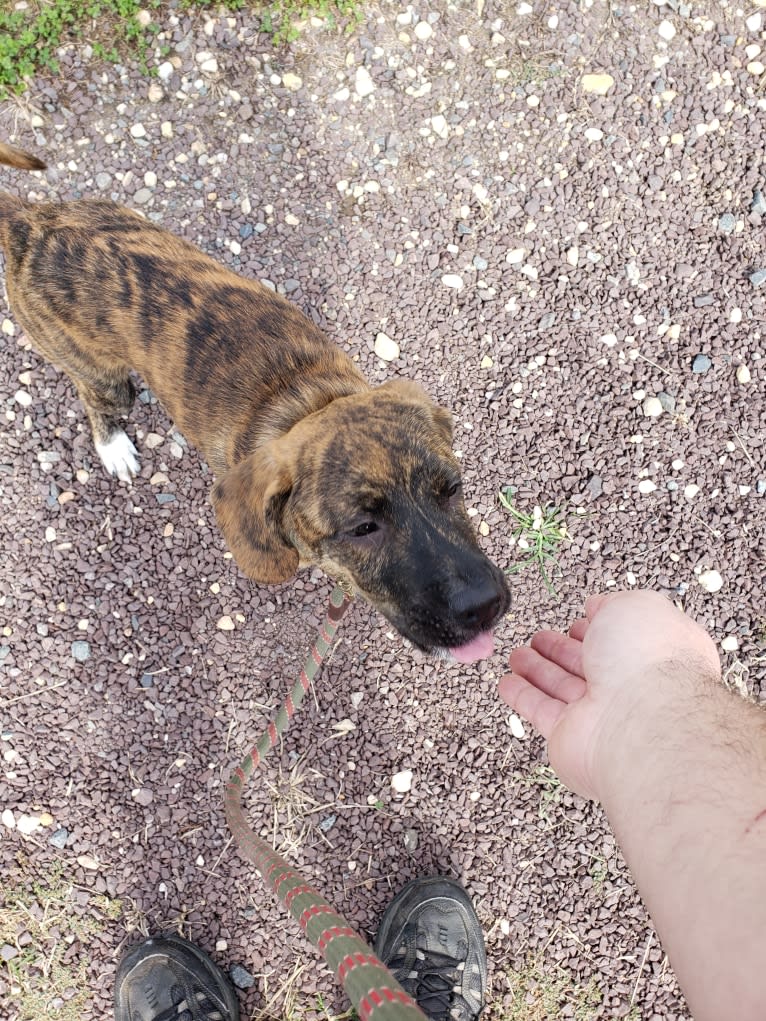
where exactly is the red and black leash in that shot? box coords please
[225,586,427,1020]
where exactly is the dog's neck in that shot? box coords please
[260,374,370,446]
[217,369,369,473]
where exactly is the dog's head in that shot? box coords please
[211,380,510,661]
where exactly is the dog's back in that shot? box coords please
[0,142,365,471]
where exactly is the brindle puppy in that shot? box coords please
[0,142,510,661]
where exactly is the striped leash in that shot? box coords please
[225,585,427,1021]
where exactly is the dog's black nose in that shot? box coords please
[453,579,504,631]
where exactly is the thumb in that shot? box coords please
[583,591,622,621]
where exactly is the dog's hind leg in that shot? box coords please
[17,314,141,483]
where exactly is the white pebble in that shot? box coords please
[217,615,235,631]
[747,61,765,75]
[729,307,742,323]
[638,480,657,494]
[658,19,676,40]
[17,814,42,836]
[584,127,604,141]
[746,12,762,31]
[517,2,533,13]
[698,569,723,593]
[442,273,463,289]
[130,123,146,139]
[505,247,526,264]
[2,318,15,336]
[414,20,433,40]
[355,66,375,97]
[14,390,32,408]
[684,484,700,500]
[282,72,302,91]
[431,114,449,139]
[144,170,157,188]
[391,769,413,793]
[736,364,751,384]
[642,397,663,417]
[721,636,739,652]
[581,73,614,95]
[1,809,15,829]
[566,246,579,267]
[136,9,152,26]
[374,332,400,361]
[45,526,56,542]
[508,714,525,739]
[157,60,174,82]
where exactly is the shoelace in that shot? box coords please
[154,984,224,1021]
[391,947,465,1021]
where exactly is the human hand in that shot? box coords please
[499,590,721,800]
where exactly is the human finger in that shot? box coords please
[568,617,588,642]
[508,645,587,702]
[497,672,569,739]
[583,591,620,620]
[530,630,586,679]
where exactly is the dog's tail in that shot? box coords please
[0,141,46,172]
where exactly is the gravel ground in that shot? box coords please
[1,1,765,1018]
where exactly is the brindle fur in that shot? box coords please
[0,142,510,654]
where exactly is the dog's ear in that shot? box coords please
[211,444,299,584]
[379,378,454,445]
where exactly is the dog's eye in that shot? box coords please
[441,481,462,504]
[350,521,379,537]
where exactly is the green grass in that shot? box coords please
[503,953,602,1020]
[0,0,363,98]
[257,0,361,42]
[0,859,122,1021]
[518,762,564,829]
[499,486,571,596]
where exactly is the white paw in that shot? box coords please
[95,430,140,484]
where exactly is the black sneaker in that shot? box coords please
[374,876,486,1021]
[114,934,240,1021]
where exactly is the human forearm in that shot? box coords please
[595,673,766,1021]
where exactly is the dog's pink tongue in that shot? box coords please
[449,631,495,664]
